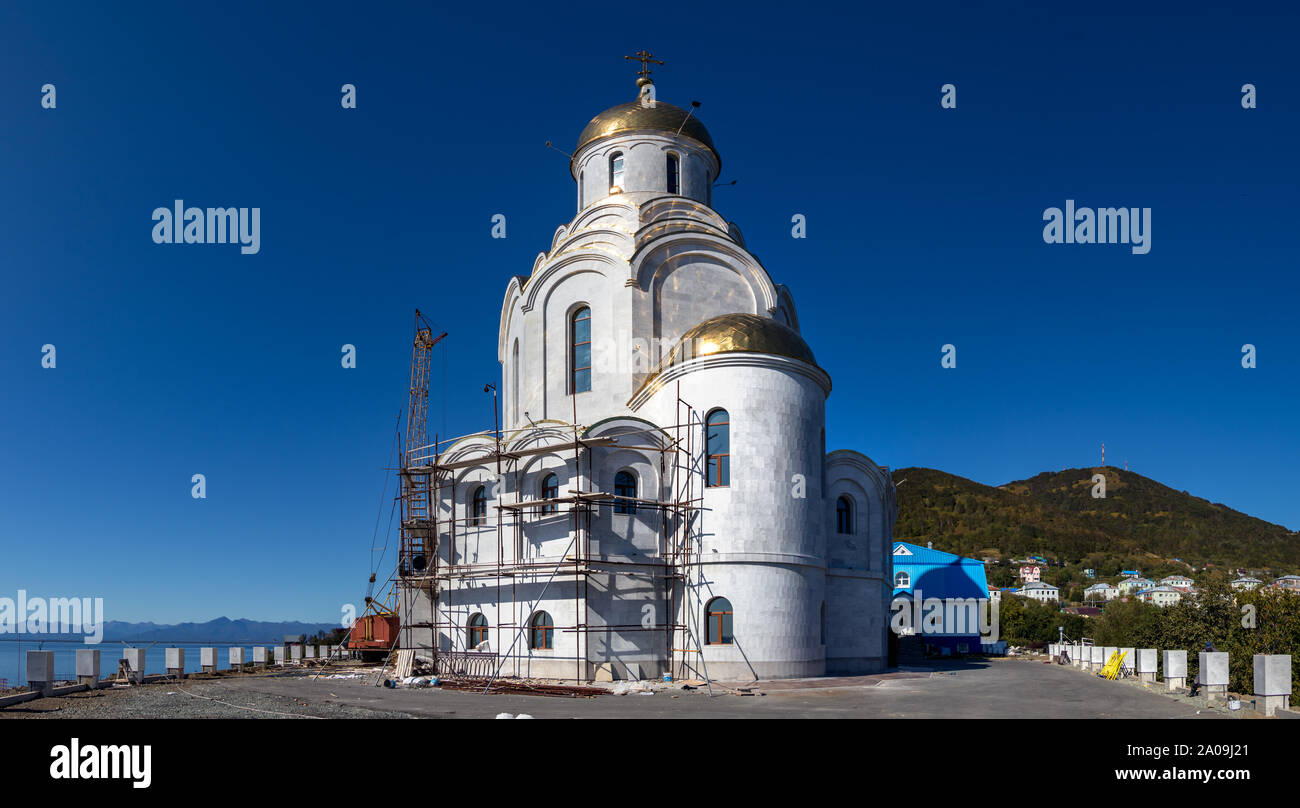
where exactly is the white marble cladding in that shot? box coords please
[573,132,717,210]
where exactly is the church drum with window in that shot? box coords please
[398,63,897,681]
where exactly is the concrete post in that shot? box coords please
[1136,649,1157,682]
[26,650,55,696]
[253,646,268,668]
[165,647,185,679]
[1090,645,1105,671]
[76,649,101,688]
[305,645,317,660]
[274,646,286,666]
[1074,643,1084,668]
[122,648,146,683]
[1253,655,1291,716]
[1120,647,1136,674]
[1163,650,1187,691]
[200,647,218,674]
[290,644,303,663]
[229,647,245,671]
[1199,652,1229,703]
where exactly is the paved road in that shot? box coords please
[186,658,1219,719]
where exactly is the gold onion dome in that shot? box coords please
[576,100,720,168]
[664,313,818,369]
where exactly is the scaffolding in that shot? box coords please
[393,366,714,688]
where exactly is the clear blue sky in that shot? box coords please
[3,2,1297,623]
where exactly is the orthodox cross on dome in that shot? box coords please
[625,49,664,86]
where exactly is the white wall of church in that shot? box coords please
[574,132,716,210]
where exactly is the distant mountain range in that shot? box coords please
[891,466,1300,571]
[41,617,338,642]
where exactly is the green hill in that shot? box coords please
[891,466,1300,572]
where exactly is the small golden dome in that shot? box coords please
[664,313,817,368]
[576,101,719,167]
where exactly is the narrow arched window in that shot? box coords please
[609,152,624,190]
[894,571,911,589]
[666,153,679,194]
[472,485,487,526]
[705,409,730,487]
[467,613,488,649]
[571,307,591,393]
[530,611,554,650]
[578,170,584,208]
[511,340,519,425]
[705,597,733,645]
[540,472,559,515]
[614,470,637,514]
[836,496,853,534]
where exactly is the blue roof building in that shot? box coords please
[891,542,990,653]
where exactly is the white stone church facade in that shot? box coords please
[401,69,896,682]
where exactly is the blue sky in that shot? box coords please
[2,2,1297,623]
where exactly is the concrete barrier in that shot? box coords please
[305,645,317,660]
[253,646,268,668]
[76,649,101,688]
[1102,647,1118,670]
[1090,645,1105,671]
[200,647,218,674]
[229,647,245,670]
[165,647,185,679]
[122,648,146,683]
[1136,649,1157,682]
[1199,652,1229,702]
[26,651,55,696]
[1163,650,1187,691]
[1254,654,1291,716]
[290,644,304,662]
[274,646,286,666]
[1074,643,1085,668]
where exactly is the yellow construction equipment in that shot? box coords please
[1100,649,1127,679]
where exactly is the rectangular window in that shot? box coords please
[667,154,679,194]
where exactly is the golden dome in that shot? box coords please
[664,313,817,368]
[576,101,719,167]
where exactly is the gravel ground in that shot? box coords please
[0,673,413,719]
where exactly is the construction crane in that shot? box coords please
[348,310,446,663]
[399,309,447,577]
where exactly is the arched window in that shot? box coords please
[540,472,559,515]
[530,611,554,650]
[467,613,488,649]
[836,496,853,534]
[666,153,679,194]
[894,571,911,589]
[705,409,730,487]
[571,307,591,393]
[609,152,624,190]
[578,170,584,208]
[705,597,733,645]
[614,470,637,514]
[472,485,487,526]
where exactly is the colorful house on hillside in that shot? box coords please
[1231,576,1263,591]
[1117,577,1155,596]
[892,543,990,654]
[1084,582,1118,601]
[1136,586,1182,607]
[1273,575,1300,593]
